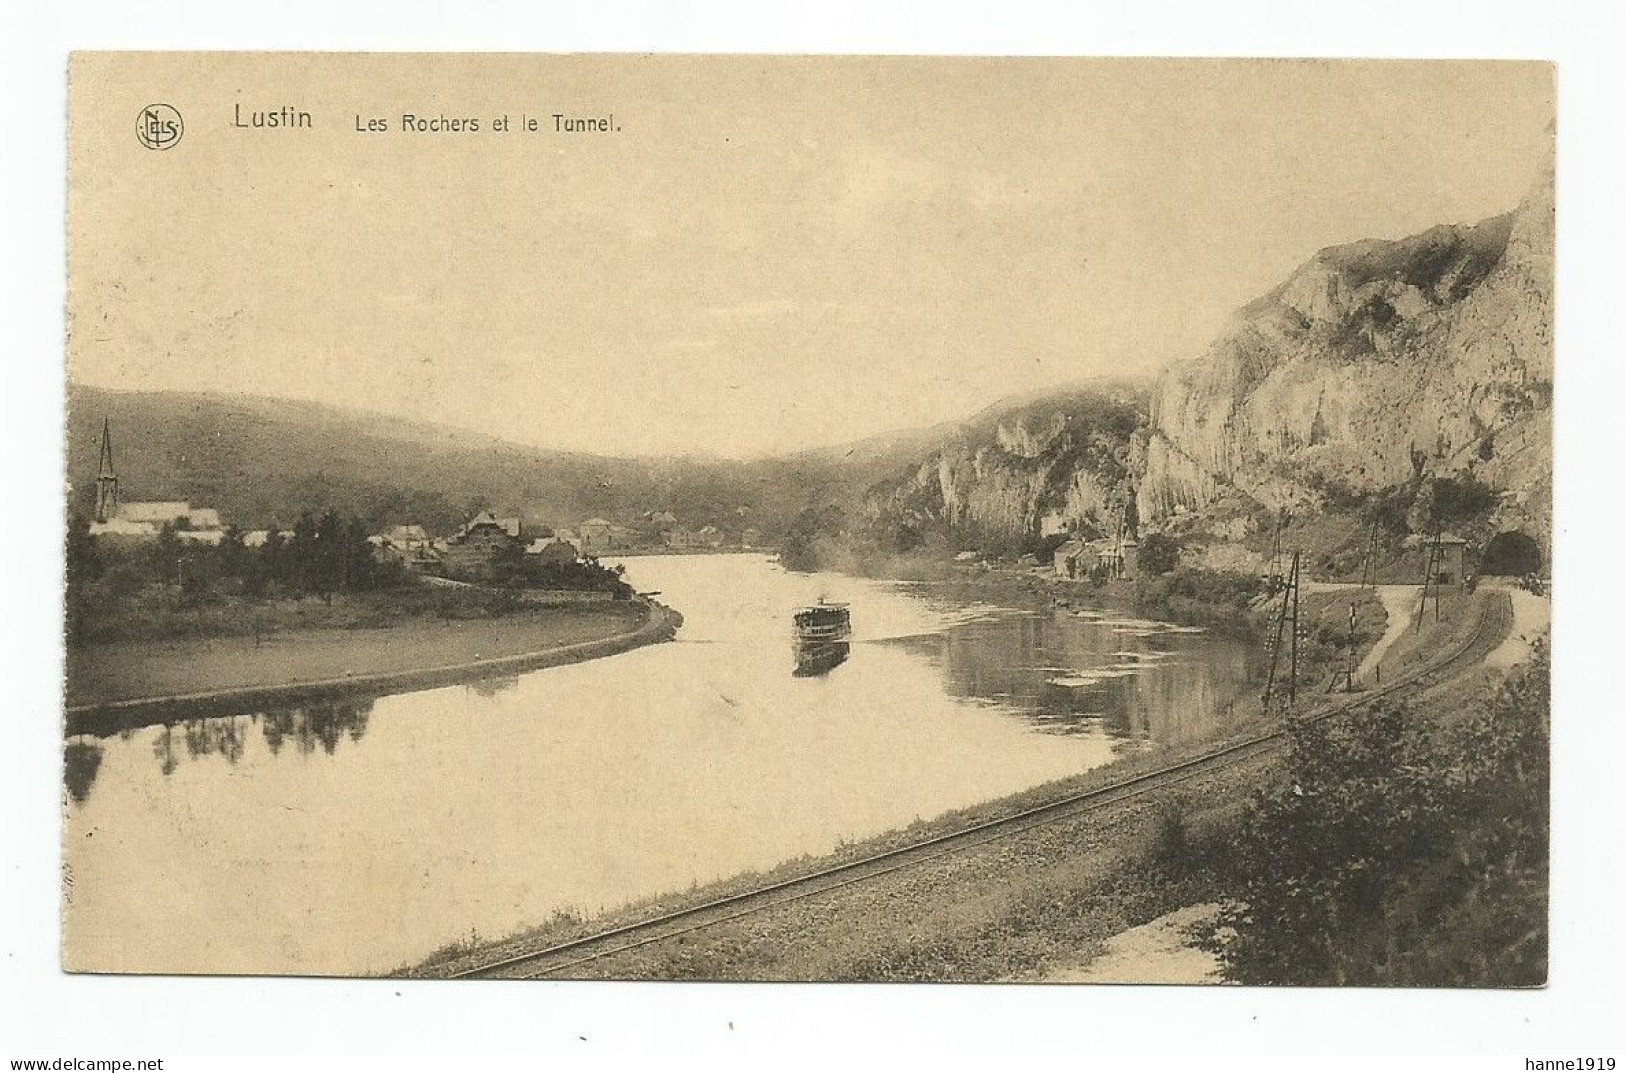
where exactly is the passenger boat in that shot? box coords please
[793,599,851,642]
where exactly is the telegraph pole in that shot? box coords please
[1432,531,1445,621]
[1417,529,1446,630]
[1342,598,1357,692]
[1268,509,1290,592]
[1263,549,1302,711]
[1359,520,1380,591]
[1289,551,1301,706]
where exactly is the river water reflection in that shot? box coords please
[62,553,1253,976]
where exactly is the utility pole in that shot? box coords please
[1342,598,1358,692]
[1268,509,1290,593]
[1359,520,1380,591]
[1435,534,1446,616]
[1289,551,1301,706]
[1263,550,1302,711]
[1417,529,1445,631]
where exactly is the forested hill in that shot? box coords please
[63,385,975,538]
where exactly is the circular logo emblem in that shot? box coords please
[137,104,183,150]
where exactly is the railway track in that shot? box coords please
[442,589,1515,981]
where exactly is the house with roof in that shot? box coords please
[440,511,526,580]
[1053,539,1091,579]
[577,518,615,554]
[578,518,639,554]
[670,524,725,549]
[242,529,295,548]
[1406,531,1470,585]
[525,535,580,565]
[1053,535,1138,581]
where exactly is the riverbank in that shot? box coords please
[787,548,1270,642]
[65,599,682,734]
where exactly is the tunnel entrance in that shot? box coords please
[1479,530,1542,576]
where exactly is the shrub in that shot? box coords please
[1137,532,1181,576]
[1215,645,1549,986]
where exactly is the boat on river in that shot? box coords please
[793,599,850,642]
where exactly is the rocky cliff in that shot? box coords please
[861,387,1146,552]
[805,162,1554,559]
[1137,162,1554,541]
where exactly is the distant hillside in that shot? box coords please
[63,386,1018,540]
[67,388,765,536]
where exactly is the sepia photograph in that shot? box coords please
[58,52,1557,990]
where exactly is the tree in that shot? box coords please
[1137,532,1181,576]
[213,526,250,581]
[149,522,183,583]
[288,512,319,594]
[65,511,102,589]
[1406,475,1496,536]
[64,512,103,644]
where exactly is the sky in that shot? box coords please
[69,55,1553,458]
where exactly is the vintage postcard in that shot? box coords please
[63,53,1552,983]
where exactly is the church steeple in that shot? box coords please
[94,418,119,523]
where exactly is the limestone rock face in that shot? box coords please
[1138,163,1553,536]
[856,163,1552,553]
[866,391,1144,548]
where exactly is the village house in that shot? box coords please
[525,535,580,565]
[636,510,679,546]
[577,518,616,554]
[1053,536,1138,581]
[577,518,640,554]
[1053,539,1091,579]
[241,529,294,548]
[366,524,443,572]
[1099,537,1139,580]
[1407,532,1470,585]
[670,524,725,549]
[440,512,526,581]
[384,524,430,547]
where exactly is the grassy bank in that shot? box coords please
[66,601,653,710]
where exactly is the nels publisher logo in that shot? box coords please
[137,104,183,150]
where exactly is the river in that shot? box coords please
[61,553,1254,976]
